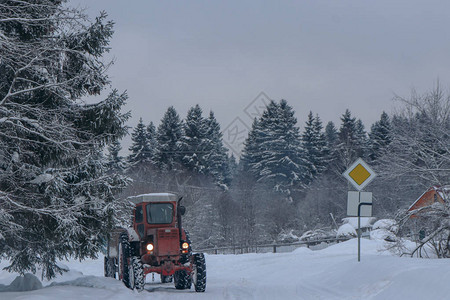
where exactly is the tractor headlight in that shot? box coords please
[181,242,189,250]
[146,243,154,251]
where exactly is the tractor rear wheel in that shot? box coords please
[118,233,131,288]
[174,270,191,289]
[192,253,206,292]
[129,256,145,292]
[104,256,116,278]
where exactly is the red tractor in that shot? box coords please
[104,193,206,292]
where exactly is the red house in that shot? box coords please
[408,185,449,217]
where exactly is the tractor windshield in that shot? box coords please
[146,203,174,224]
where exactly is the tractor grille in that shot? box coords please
[158,229,178,239]
[157,228,179,256]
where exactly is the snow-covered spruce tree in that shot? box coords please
[124,118,159,195]
[204,111,232,188]
[313,114,328,167]
[181,104,208,175]
[245,100,309,195]
[128,118,152,167]
[369,111,392,161]
[147,121,158,157]
[325,121,338,148]
[302,112,327,180]
[106,139,126,173]
[323,121,338,171]
[240,118,261,171]
[302,112,318,178]
[228,153,238,179]
[335,109,367,171]
[355,119,370,159]
[155,106,184,172]
[0,1,130,278]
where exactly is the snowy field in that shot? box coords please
[1,238,450,300]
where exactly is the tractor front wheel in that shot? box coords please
[192,253,206,292]
[174,270,191,289]
[129,256,145,292]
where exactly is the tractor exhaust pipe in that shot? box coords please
[177,196,184,242]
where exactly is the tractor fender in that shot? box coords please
[126,227,140,242]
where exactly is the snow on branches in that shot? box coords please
[0,0,130,279]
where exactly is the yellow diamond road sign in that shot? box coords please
[343,158,376,191]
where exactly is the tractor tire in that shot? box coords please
[118,233,131,288]
[192,253,206,292]
[161,274,173,283]
[104,256,116,278]
[174,270,191,290]
[129,256,145,292]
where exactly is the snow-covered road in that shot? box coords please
[1,238,450,299]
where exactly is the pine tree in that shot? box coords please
[244,100,307,194]
[241,118,261,172]
[325,121,338,149]
[336,109,364,170]
[228,154,238,178]
[155,106,184,171]
[0,1,130,278]
[204,111,231,187]
[313,114,328,172]
[302,112,327,180]
[369,111,392,161]
[181,104,208,174]
[302,112,317,177]
[147,121,158,160]
[107,139,126,173]
[128,118,151,167]
[324,121,339,172]
[355,119,369,159]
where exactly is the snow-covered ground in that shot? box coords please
[1,238,450,299]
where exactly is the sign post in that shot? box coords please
[343,158,376,262]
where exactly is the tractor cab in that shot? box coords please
[104,193,205,292]
[128,193,189,263]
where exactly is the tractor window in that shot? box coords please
[135,205,143,223]
[146,203,173,224]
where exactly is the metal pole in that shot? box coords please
[358,192,361,262]
[357,201,373,262]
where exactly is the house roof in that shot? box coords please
[408,185,449,212]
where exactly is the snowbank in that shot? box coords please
[0,273,42,292]
[49,275,127,291]
[372,219,398,231]
[342,217,376,228]
[337,223,357,238]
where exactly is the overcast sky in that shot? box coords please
[71,0,450,154]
